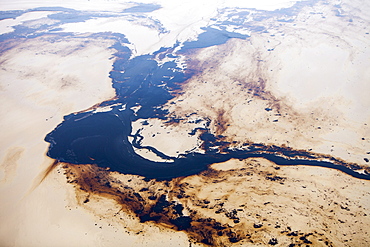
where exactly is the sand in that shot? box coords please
[164,0,370,166]
[0,35,117,246]
[0,0,369,246]
[0,11,55,35]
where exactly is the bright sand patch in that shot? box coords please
[164,0,370,166]
[0,0,306,57]
[0,35,118,246]
[0,0,369,246]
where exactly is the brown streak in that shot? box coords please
[27,160,60,195]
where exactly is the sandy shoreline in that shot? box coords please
[163,0,370,166]
[0,0,369,246]
[0,35,118,246]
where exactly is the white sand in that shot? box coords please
[131,118,202,159]
[164,0,370,166]
[0,0,130,12]
[0,0,369,246]
[0,36,117,246]
[1,0,306,56]
[0,0,303,11]
[58,17,163,56]
[0,11,55,35]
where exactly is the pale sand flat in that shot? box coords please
[0,0,369,246]
[0,36,118,246]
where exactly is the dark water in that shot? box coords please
[0,4,157,43]
[122,4,161,13]
[181,27,249,51]
[0,10,25,20]
[45,108,370,180]
[44,27,370,181]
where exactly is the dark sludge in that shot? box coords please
[45,109,370,181]
[44,28,370,181]
[42,10,368,247]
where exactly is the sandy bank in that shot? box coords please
[0,35,117,246]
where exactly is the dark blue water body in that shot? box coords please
[47,11,94,23]
[0,7,88,22]
[0,24,58,44]
[0,5,162,44]
[0,7,70,20]
[44,24,370,181]
[0,10,25,20]
[109,56,188,119]
[45,109,370,180]
[122,3,161,13]
[181,27,249,51]
[31,7,76,12]
[212,0,320,34]
[47,9,122,24]
[0,8,82,43]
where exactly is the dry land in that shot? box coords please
[0,0,369,246]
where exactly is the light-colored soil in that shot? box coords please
[0,0,369,246]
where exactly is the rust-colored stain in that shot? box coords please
[41,35,370,245]
[0,147,24,184]
[42,31,369,247]
[35,1,370,245]
[59,160,340,246]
